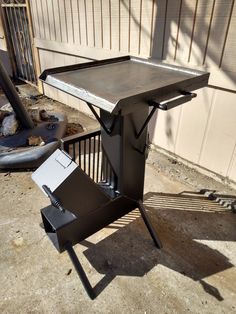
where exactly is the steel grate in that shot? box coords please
[1,0,37,85]
[61,129,118,195]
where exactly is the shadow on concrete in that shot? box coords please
[74,191,235,299]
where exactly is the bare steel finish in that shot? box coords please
[40,56,209,115]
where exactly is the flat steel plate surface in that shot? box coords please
[40,56,209,114]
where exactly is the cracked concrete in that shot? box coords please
[0,95,236,313]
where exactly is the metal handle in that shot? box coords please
[151,92,197,111]
[42,185,65,213]
[136,91,196,139]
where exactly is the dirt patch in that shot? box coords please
[147,148,236,196]
[65,122,84,136]
[0,83,98,140]
[20,94,97,133]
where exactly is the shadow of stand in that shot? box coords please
[68,191,235,300]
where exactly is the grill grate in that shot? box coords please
[61,129,117,195]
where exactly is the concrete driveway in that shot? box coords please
[0,105,236,313]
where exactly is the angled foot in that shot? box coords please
[65,243,96,300]
[137,200,162,249]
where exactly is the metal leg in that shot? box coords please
[65,244,96,300]
[137,200,162,249]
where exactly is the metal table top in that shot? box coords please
[40,56,209,115]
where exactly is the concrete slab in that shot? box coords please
[0,98,236,313]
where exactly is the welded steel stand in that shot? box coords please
[36,103,167,299]
[35,56,209,299]
[61,104,162,299]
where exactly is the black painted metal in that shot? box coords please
[66,244,96,300]
[87,103,118,134]
[99,106,148,201]
[61,128,101,150]
[151,91,197,111]
[136,106,157,139]
[42,185,65,213]
[137,200,162,249]
[41,196,137,252]
[37,56,209,299]
[135,91,197,138]
[62,200,161,300]
[0,60,34,129]
[61,129,117,195]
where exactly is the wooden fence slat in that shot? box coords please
[41,0,50,40]
[204,0,233,68]
[149,0,160,58]
[86,0,95,47]
[162,0,182,61]
[65,0,74,44]
[120,0,129,52]
[189,0,215,65]
[78,0,87,45]
[47,0,56,41]
[52,0,62,42]
[102,0,111,49]
[220,0,236,72]
[93,0,102,48]
[111,0,119,51]
[174,0,196,63]
[58,0,68,42]
[29,0,40,38]
[139,0,154,57]
[129,0,141,55]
